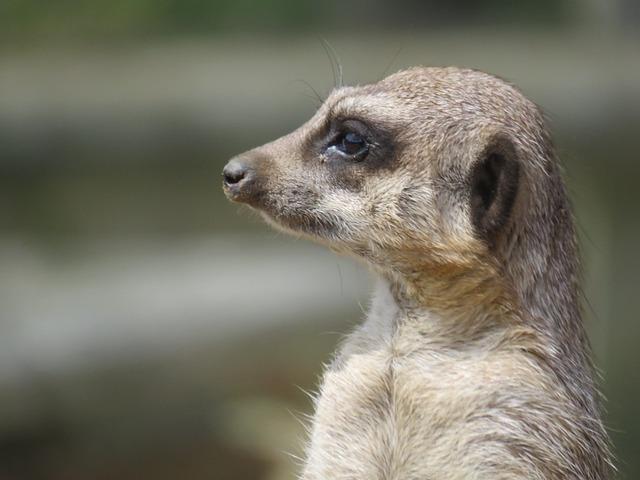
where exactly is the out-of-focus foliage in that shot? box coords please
[0,0,319,38]
[0,0,572,40]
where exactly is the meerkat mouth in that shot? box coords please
[260,208,341,242]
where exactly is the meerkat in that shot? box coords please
[222,67,612,479]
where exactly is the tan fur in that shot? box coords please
[222,67,612,479]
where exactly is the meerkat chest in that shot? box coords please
[303,327,469,479]
[304,344,399,479]
[302,320,529,480]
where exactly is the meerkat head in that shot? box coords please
[223,67,558,299]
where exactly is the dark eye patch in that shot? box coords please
[314,115,400,172]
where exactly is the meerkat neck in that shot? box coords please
[505,177,586,351]
[369,270,519,349]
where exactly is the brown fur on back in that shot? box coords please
[223,67,612,479]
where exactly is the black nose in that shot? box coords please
[222,156,258,202]
[222,158,249,186]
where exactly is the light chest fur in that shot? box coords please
[305,281,594,480]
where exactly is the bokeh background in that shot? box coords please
[1,1,639,479]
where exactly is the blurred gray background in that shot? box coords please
[1,0,639,479]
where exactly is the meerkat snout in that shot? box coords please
[221,67,612,479]
[222,151,279,210]
[222,157,248,187]
[222,155,255,202]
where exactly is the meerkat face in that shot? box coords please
[223,68,536,276]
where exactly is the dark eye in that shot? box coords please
[334,132,369,160]
[340,132,367,154]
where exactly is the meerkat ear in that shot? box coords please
[469,136,520,244]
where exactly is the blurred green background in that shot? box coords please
[1,0,639,479]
